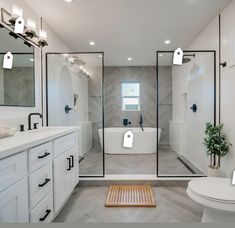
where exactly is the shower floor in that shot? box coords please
[79,145,200,176]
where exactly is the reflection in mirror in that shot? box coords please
[0,25,35,107]
[157,51,215,177]
[47,53,104,177]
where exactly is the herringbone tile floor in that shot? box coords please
[54,187,203,223]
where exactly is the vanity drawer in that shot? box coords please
[0,152,27,193]
[54,133,77,158]
[29,142,52,173]
[30,191,54,223]
[29,163,53,209]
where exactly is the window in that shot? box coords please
[122,82,140,111]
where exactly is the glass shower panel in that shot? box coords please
[46,53,104,177]
[157,51,215,177]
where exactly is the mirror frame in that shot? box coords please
[0,15,36,107]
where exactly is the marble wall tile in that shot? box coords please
[104,66,172,145]
[3,67,34,106]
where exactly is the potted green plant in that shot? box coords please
[203,122,231,177]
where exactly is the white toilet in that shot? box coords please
[187,177,235,223]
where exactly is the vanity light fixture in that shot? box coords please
[38,30,48,47]
[1,7,49,48]
[25,19,37,38]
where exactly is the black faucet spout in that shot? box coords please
[139,115,144,131]
[28,113,42,130]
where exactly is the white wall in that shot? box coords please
[0,0,71,127]
[171,0,235,177]
[220,0,235,178]
[47,55,89,126]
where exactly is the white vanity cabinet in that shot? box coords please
[0,178,29,223]
[0,128,79,224]
[0,152,29,223]
[28,142,54,223]
[54,133,78,212]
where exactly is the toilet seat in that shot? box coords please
[187,177,235,212]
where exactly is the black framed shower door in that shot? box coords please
[156,50,216,178]
[46,52,105,178]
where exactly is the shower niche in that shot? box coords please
[157,51,216,177]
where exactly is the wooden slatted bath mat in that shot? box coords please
[105,186,156,207]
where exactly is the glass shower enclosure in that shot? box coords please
[157,50,216,177]
[46,52,104,177]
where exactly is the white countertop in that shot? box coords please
[0,127,79,160]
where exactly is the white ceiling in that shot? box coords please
[24,0,231,66]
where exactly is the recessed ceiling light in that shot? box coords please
[98,54,103,58]
[64,0,73,3]
[89,41,95,46]
[164,40,171,44]
[127,57,132,61]
[159,54,163,57]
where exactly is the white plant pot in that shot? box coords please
[208,167,221,177]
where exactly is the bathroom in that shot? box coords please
[1,0,235,224]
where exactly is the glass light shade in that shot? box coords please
[12,5,23,18]
[27,19,36,30]
[39,30,47,40]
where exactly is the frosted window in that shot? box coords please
[122,82,140,111]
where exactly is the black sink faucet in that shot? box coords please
[139,115,144,131]
[28,113,42,130]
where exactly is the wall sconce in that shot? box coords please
[25,19,37,38]
[38,29,48,47]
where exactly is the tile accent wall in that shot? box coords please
[104,66,172,145]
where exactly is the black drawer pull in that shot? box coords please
[38,152,50,159]
[39,209,51,222]
[70,155,74,168]
[67,157,71,171]
[38,178,51,188]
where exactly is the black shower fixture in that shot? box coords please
[190,104,197,113]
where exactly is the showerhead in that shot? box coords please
[182,58,191,64]
[182,54,195,64]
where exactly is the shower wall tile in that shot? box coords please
[159,105,173,145]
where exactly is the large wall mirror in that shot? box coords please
[0,25,35,107]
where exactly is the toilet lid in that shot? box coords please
[188,177,235,202]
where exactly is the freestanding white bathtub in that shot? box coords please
[98,128,161,155]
